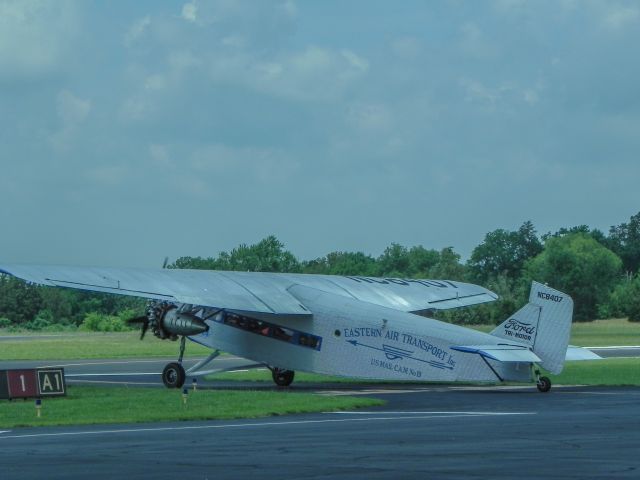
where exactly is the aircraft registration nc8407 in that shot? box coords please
[0,265,599,392]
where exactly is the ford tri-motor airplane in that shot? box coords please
[0,265,598,392]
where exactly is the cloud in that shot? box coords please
[602,5,639,30]
[0,0,79,80]
[181,2,197,23]
[190,144,299,184]
[124,15,151,46]
[49,90,91,152]
[85,165,129,187]
[208,46,369,102]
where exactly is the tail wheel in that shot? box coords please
[536,376,551,393]
[162,362,186,389]
[272,368,295,387]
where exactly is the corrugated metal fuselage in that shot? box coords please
[190,285,533,384]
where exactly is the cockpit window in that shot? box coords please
[215,312,322,351]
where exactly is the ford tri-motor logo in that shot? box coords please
[503,318,536,342]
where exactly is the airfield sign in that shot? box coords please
[0,368,66,400]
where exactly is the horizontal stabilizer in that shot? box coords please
[451,344,541,363]
[565,345,602,361]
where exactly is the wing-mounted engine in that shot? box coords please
[128,301,209,340]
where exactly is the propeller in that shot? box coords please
[127,315,151,340]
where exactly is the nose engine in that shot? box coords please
[160,307,209,338]
[128,302,209,340]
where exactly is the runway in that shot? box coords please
[1,352,639,478]
[1,385,639,479]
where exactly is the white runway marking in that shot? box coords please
[557,391,640,396]
[587,346,640,349]
[39,357,243,368]
[64,373,159,377]
[328,411,535,416]
[67,379,161,386]
[0,411,535,440]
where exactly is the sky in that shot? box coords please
[1,0,639,267]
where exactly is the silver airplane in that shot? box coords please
[0,265,598,392]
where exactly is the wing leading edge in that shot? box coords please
[0,264,497,317]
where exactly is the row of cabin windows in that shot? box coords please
[217,312,322,351]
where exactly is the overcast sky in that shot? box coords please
[1,0,639,267]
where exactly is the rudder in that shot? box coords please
[490,282,573,374]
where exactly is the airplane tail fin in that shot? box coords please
[490,281,573,374]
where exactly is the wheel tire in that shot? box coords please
[536,376,551,393]
[162,362,186,389]
[272,368,295,387]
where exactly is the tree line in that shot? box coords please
[2,212,640,331]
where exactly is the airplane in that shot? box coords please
[0,264,599,392]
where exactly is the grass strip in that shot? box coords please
[2,319,638,360]
[0,332,211,360]
[548,357,640,386]
[0,386,384,429]
[210,358,640,387]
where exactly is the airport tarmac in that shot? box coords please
[1,351,639,479]
[1,384,639,479]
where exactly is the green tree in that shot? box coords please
[302,251,378,276]
[601,274,640,322]
[468,221,543,283]
[0,275,42,326]
[171,236,301,273]
[607,212,640,275]
[428,247,467,281]
[406,246,440,277]
[377,244,410,277]
[525,233,622,321]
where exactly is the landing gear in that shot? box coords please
[272,368,295,387]
[162,336,187,389]
[536,376,551,393]
[162,362,186,388]
[532,367,551,392]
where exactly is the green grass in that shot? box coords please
[211,358,640,387]
[468,318,640,346]
[210,369,364,383]
[2,319,637,361]
[548,358,640,386]
[567,318,640,346]
[0,386,384,429]
[0,331,211,360]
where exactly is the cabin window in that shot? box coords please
[215,312,322,351]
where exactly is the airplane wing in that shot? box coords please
[565,345,602,360]
[0,264,497,317]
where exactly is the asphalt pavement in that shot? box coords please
[1,385,639,479]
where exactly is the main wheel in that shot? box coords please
[536,376,551,393]
[162,362,186,389]
[272,368,295,387]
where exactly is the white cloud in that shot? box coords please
[391,37,422,59]
[190,144,299,184]
[149,144,172,167]
[603,5,639,30]
[124,15,151,47]
[346,104,393,132]
[85,166,129,187]
[458,22,499,60]
[144,74,167,91]
[0,0,79,79]
[57,90,91,124]
[214,46,370,102]
[181,2,197,23]
[49,90,91,152]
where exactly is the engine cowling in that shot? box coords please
[160,308,208,337]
